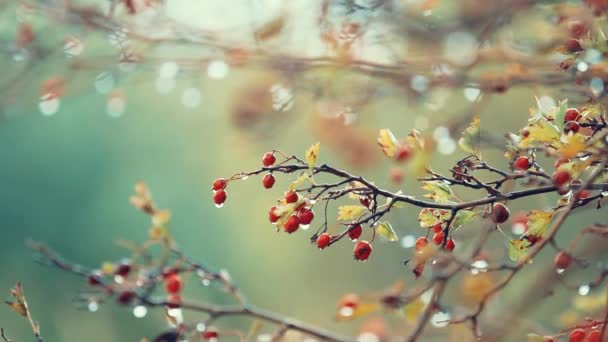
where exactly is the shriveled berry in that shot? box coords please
[297,207,314,225]
[359,196,371,208]
[587,330,601,342]
[552,170,571,188]
[262,152,276,167]
[316,233,331,249]
[213,189,227,205]
[564,108,581,122]
[568,329,585,342]
[284,191,298,204]
[564,38,584,53]
[394,145,412,162]
[268,206,281,223]
[212,178,227,191]
[165,274,182,294]
[564,121,580,134]
[445,239,455,252]
[554,251,572,270]
[415,237,429,251]
[432,231,445,245]
[513,156,531,171]
[283,215,300,233]
[117,290,136,305]
[353,240,372,261]
[348,224,362,240]
[491,203,510,224]
[115,263,131,277]
[262,173,275,189]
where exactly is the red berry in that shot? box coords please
[568,329,585,342]
[262,152,276,167]
[491,203,510,224]
[564,108,581,122]
[513,156,531,171]
[165,274,182,294]
[212,178,227,191]
[415,237,429,251]
[268,206,281,223]
[389,167,403,184]
[568,20,588,39]
[353,240,372,261]
[348,224,362,240]
[284,191,298,204]
[283,215,300,233]
[213,189,227,205]
[587,330,601,342]
[432,231,445,245]
[431,222,443,233]
[552,170,571,188]
[445,238,455,252]
[316,233,331,249]
[117,290,136,305]
[202,330,219,340]
[88,274,102,286]
[338,294,359,309]
[554,251,572,270]
[297,207,314,225]
[564,121,580,134]
[115,263,131,277]
[166,293,181,309]
[394,145,412,162]
[564,38,584,53]
[262,173,275,189]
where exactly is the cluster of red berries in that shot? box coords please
[568,328,602,342]
[414,222,455,253]
[268,191,315,233]
[163,268,183,308]
[316,225,372,261]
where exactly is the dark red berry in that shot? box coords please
[394,145,411,162]
[212,178,227,191]
[202,330,219,340]
[316,233,331,249]
[268,206,281,223]
[445,239,455,252]
[491,203,510,224]
[564,108,581,122]
[348,224,362,240]
[117,290,136,305]
[564,38,584,53]
[415,237,429,251]
[283,215,300,233]
[88,274,102,286]
[359,196,371,208]
[284,191,298,204]
[262,173,275,189]
[513,156,531,171]
[568,329,585,342]
[115,263,131,277]
[353,240,372,261]
[213,189,227,205]
[552,170,571,188]
[262,152,276,167]
[432,231,445,245]
[564,121,580,134]
[297,207,314,225]
[166,294,181,309]
[554,251,572,270]
[587,330,601,342]
[165,274,182,294]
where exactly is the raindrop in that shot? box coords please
[88,301,99,312]
[401,235,416,249]
[241,175,249,180]
[207,60,230,79]
[39,94,60,116]
[464,88,481,102]
[257,334,272,342]
[444,32,478,66]
[64,37,84,57]
[410,75,429,93]
[556,268,565,275]
[431,311,450,327]
[577,62,589,72]
[133,305,147,318]
[270,83,294,112]
[300,224,310,230]
[95,72,115,94]
[196,323,206,332]
[601,191,608,197]
[215,203,224,208]
[578,284,590,296]
[590,77,604,96]
[181,87,201,108]
[202,279,211,286]
[357,332,380,342]
[471,260,488,270]
[159,61,179,79]
[512,223,526,235]
[338,306,354,317]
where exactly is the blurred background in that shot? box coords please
[0,0,607,341]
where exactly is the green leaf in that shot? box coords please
[417,208,439,228]
[526,210,553,237]
[509,239,531,262]
[553,100,568,131]
[452,210,477,228]
[458,116,480,155]
[337,205,367,221]
[421,181,453,204]
[375,221,398,242]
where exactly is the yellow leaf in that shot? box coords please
[458,116,480,155]
[101,262,116,275]
[377,129,398,158]
[152,209,171,226]
[559,133,586,159]
[461,273,494,303]
[403,298,425,322]
[375,221,398,242]
[6,301,27,317]
[305,142,320,170]
[337,205,367,221]
[421,181,453,204]
[526,210,553,237]
[519,117,560,148]
[149,226,168,240]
